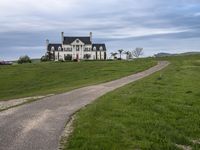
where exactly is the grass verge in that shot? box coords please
[0,59,155,101]
[64,55,200,150]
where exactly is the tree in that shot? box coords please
[41,55,49,62]
[124,51,132,60]
[132,48,143,58]
[110,52,118,59]
[118,49,124,60]
[18,55,31,64]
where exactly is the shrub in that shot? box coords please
[59,59,65,62]
[40,55,49,62]
[84,54,91,60]
[65,54,72,61]
[18,55,31,64]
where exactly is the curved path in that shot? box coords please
[0,61,169,150]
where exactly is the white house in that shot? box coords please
[46,32,107,61]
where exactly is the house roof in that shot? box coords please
[47,43,106,51]
[92,44,106,51]
[48,44,62,51]
[63,37,91,45]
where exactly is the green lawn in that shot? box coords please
[0,59,156,100]
[65,55,200,150]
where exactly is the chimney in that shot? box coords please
[46,39,49,50]
[90,32,92,42]
[61,32,64,43]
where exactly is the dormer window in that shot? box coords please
[51,46,55,51]
[58,46,61,51]
[93,46,96,51]
[100,46,103,51]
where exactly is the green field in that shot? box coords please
[0,59,156,100]
[65,55,200,150]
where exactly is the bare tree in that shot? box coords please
[118,49,124,60]
[124,51,132,60]
[110,52,118,59]
[132,48,143,58]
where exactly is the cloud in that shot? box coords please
[194,12,200,16]
[0,0,200,60]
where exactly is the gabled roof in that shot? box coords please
[63,37,91,45]
[48,44,62,51]
[92,44,106,51]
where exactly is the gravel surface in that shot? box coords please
[0,94,54,111]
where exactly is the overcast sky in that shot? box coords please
[0,0,200,60]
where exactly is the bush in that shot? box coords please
[41,55,49,62]
[84,54,91,60]
[65,54,72,61]
[18,55,31,64]
[59,59,65,62]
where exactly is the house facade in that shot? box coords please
[46,32,107,61]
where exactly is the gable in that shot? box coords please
[63,37,91,45]
[71,38,85,45]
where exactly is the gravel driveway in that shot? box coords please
[0,61,169,150]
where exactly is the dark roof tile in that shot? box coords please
[92,44,106,51]
[63,37,91,45]
[48,44,62,51]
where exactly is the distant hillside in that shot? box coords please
[31,58,41,63]
[12,58,40,63]
[155,51,200,57]
[179,52,200,56]
[154,53,174,57]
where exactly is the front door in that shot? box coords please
[76,54,79,60]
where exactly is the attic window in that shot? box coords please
[76,40,79,43]
[58,46,61,51]
[51,46,55,51]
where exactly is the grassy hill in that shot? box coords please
[65,55,200,150]
[155,51,200,57]
[0,59,156,100]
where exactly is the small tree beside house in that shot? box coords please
[18,55,32,64]
[118,49,124,60]
[110,52,118,59]
[41,55,50,62]
[124,51,132,60]
[132,48,143,58]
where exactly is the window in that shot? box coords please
[76,40,79,43]
[51,46,55,51]
[93,46,96,51]
[66,48,72,51]
[58,46,61,51]
[100,46,103,51]
[76,46,79,51]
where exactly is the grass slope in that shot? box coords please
[65,55,200,150]
[0,59,155,100]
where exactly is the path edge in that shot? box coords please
[58,61,170,150]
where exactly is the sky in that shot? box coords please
[0,0,200,60]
